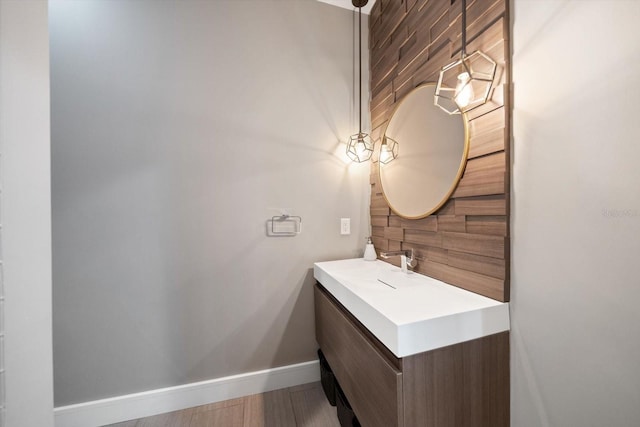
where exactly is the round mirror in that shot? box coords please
[379,84,469,219]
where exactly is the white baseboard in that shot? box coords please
[54,359,320,427]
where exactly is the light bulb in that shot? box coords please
[455,72,473,108]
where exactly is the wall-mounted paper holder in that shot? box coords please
[267,215,302,236]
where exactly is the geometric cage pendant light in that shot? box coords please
[346,0,374,163]
[379,136,399,164]
[434,0,497,115]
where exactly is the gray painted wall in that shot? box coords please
[0,0,55,425]
[51,0,370,406]
[512,0,640,425]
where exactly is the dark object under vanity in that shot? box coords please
[336,383,361,427]
[318,349,337,406]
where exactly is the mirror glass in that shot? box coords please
[379,84,469,219]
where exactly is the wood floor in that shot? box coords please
[103,382,341,427]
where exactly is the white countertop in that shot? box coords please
[314,258,510,358]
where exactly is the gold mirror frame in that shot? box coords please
[379,83,470,219]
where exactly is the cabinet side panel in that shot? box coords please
[403,332,510,427]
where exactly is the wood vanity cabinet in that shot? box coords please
[314,283,509,427]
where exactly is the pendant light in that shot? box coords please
[346,0,373,163]
[434,0,497,115]
[379,136,398,164]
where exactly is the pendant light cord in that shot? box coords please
[461,0,467,57]
[358,5,362,134]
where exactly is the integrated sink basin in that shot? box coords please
[314,258,510,357]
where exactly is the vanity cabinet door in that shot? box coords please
[315,284,403,427]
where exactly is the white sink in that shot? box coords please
[314,258,510,358]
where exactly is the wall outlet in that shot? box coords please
[340,218,351,235]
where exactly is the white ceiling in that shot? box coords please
[316,0,376,15]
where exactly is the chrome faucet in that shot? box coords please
[379,249,417,273]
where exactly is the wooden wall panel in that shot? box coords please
[369,0,510,301]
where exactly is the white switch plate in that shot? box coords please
[340,218,351,235]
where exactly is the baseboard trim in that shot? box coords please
[54,359,320,427]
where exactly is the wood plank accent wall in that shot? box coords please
[368,0,510,302]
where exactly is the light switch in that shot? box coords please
[340,218,351,235]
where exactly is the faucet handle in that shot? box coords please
[406,248,417,269]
